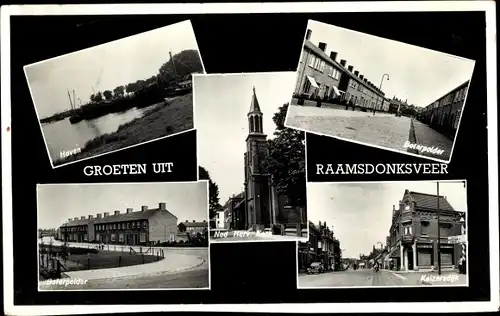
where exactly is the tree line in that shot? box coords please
[88,49,203,103]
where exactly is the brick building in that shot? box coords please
[224,87,307,235]
[417,81,469,139]
[293,29,387,110]
[386,189,464,271]
[298,221,341,272]
[59,202,178,246]
[178,220,208,235]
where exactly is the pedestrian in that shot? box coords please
[315,94,322,108]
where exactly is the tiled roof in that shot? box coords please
[304,40,384,97]
[62,208,177,227]
[181,221,208,228]
[249,86,261,113]
[408,191,456,212]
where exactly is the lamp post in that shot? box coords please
[373,74,390,112]
[437,182,441,275]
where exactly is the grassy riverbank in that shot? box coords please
[54,93,194,166]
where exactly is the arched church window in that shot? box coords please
[249,116,255,133]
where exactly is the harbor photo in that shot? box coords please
[37,181,210,291]
[24,20,203,168]
[286,20,475,163]
[195,72,308,243]
[298,180,468,289]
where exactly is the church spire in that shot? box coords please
[247,86,263,134]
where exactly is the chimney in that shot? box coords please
[81,216,85,220]
[360,74,364,80]
[347,65,353,72]
[159,202,166,210]
[329,51,338,61]
[97,214,102,219]
[88,215,93,219]
[185,220,188,222]
[141,206,148,212]
[103,212,109,218]
[364,78,368,83]
[193,220,196,223]
[354,70,359,76]
[114,210,120,216]
[203,220,206,222]
[340,59,346,67]
[318,42,327,52]
[126,208,133,214]
[306,29,312,40]
[68,218,72,222]
[74,217,78,221]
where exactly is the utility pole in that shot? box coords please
[437,182,441,275]
[67,89,74,110]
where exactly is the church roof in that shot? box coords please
[406,191,456,212]
[248,86,262,113]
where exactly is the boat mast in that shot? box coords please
[67,89,74,110]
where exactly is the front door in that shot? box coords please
[408,250,414,270]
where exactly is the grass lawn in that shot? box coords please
[64,251,161,271]
[55,93,193,165]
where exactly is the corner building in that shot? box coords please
[387,190,464,271]
[59,202,178,245]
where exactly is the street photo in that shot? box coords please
[298,180,468,289]
[286,20,475,163]
[195,72,308,243]
[37,181,210,291]
[25,20,203,168]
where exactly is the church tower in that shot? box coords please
[244,87,272,231]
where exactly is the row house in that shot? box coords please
[58,202,178,246]
[298,221,341,272]
[179,220,209,235]
[417,81,469,139]
[294,29,386,109]
[386,189,464,272]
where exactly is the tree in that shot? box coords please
[94,91,103,102]
[261,103,306,206]
[103,90,113,100]
[90,94,95,102]
[113,85,125,97]
[158,49,203,81]
[198,166,222,220]
[178,222,186,233]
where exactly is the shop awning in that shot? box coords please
[306,76,319,88]
[332,86,341,96]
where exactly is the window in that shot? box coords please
[132,222,135,228]
[349,79,357,89]
[140,233,146,243]
[308,55,316,68]
[403,225,412,235]
[119,234,124,242]
[111,234,116,242]
[144,221,148,229]
[128,222,131,229]
[461,87,468,100]
[421,221,430,235]
[324,86,330,98]
[439,223,453,237]
[302,79,312,94]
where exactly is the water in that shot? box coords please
[42,105,159,163]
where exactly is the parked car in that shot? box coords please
[307,262,324,274]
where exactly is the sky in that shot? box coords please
[307,181,468,259]
[305,20,475,107]
[195,72,297,204]
[25,20,200,118]
[37,182,208,229]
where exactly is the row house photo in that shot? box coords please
[293,29,387,112]
[298,221,342,272]
[417,80,469,139]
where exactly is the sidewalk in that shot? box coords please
[411,120,453,160]
[39,252,205,284]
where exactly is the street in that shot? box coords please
[286,105,453,160]
[298,269,466,288]
[286,105,412,152]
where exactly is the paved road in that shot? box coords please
[298,269,427,288]
[286,105,412,153]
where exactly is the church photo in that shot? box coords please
[194,72,308,243]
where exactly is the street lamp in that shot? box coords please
[371,74,390,113]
